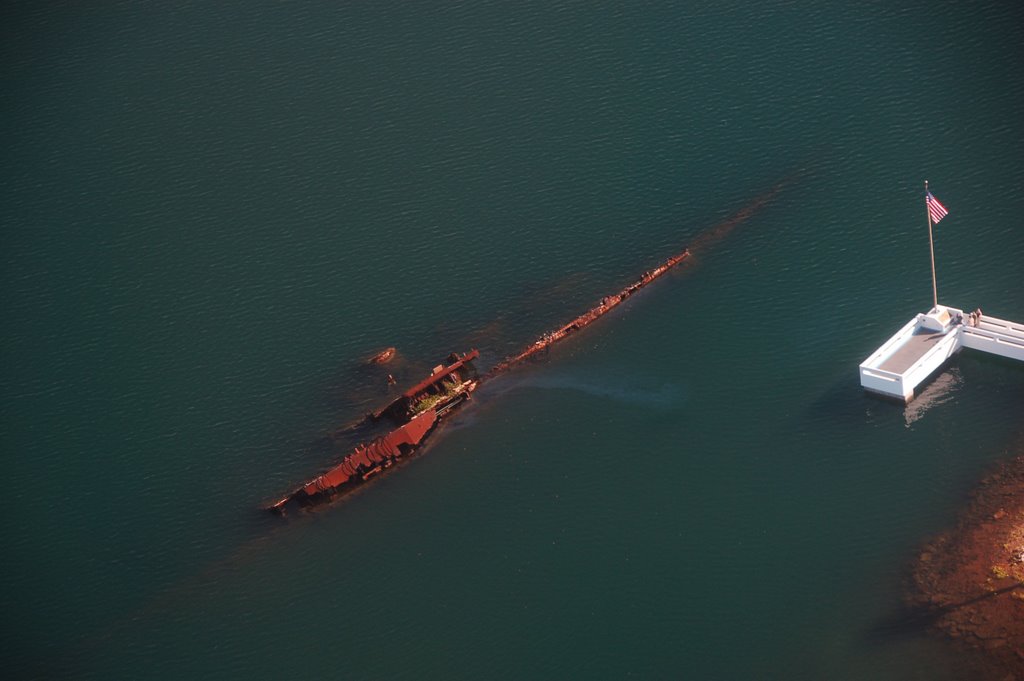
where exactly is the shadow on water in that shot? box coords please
[811,349,1024,435]
[805,365,966,434]
[903,367,963,427]
[805,373,890,430]
[864,582,1024,643]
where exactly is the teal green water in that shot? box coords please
[3,2,1023,679]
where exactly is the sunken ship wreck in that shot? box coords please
[268,177,792,515]
[269,350,479,513]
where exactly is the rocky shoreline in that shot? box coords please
[908,452,1024,677]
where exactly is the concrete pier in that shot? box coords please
[859,305,1024,402]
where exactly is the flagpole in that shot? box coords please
[925,180,938,310]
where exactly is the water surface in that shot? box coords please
[2,2,1023,679]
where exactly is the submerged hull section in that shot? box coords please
[269,350,480,514]
[269,410,438,513]
[376,350,480,422]
[485,249,690,379]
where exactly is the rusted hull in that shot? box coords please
[270,351,480,514]
[269,409,439,513]
[375,350,480,422]
[484,249,690,379]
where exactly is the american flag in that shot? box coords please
[926,191,949,223]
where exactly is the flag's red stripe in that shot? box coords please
[926,193,948,223]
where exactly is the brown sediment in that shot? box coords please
[907,452,1024,675]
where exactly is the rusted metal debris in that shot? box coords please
[483,249,690,380]
[269,351,480,514]
[269,410,439,513]
[375,350,480,422]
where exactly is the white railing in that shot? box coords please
[961,324,1024,361]
[977,314,1024,336]
[963,327,1024,345]
[860,368,900,382]
[859,363,908,399]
